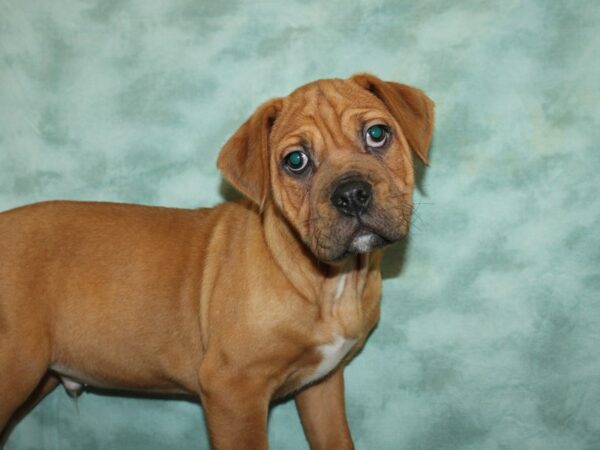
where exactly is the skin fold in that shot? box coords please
[0,73,434,450]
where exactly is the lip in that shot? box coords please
[318,211,403,261]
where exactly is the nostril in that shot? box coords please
[335,196,349,208]
[355,188,370,206]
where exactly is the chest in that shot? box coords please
[298,335,357,388]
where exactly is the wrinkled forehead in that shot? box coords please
[271,79,390,149]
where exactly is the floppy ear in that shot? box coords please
[217,98,282,209]
[351,73,435,165]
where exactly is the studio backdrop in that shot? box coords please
[1,1,599,449]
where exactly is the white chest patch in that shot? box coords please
[335,273,348,300]
[301,335,356,387]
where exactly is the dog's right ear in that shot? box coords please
[217,98,282,210]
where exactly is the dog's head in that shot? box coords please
[217,73,434,262]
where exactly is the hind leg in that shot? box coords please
[0,337,51,443]
[0,373,59,447]
[0,364,50,434]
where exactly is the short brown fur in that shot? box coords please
[0,73,434,449]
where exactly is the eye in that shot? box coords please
[283,150,310,174]
[364,124,390,148]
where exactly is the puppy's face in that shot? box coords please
[218,74,434,262]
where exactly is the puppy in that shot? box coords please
[0,73,434,449]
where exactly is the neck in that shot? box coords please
[262,202,382,337]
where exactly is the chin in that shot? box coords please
[315,231,395,263]
[347,230,389,254]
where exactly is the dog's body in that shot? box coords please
[0,74,434,449]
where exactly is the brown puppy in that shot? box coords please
[0,73,434,449]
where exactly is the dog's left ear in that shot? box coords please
[217,98,282,210]
[351,73,435,165]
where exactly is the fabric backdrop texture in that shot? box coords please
[1,1,599,449]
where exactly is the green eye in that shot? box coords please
[284,150,309,173]
[365,124,389,148]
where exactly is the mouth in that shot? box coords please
[310,205,409,262]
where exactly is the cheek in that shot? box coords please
[271,172,313,232]
[385,149,414,195]
[396,146,415,188]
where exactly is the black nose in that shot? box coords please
[331,178,372,217]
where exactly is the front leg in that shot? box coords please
[199,367,270,450]
[295,369,354,450]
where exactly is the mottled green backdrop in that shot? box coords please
[1,1,599,449]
